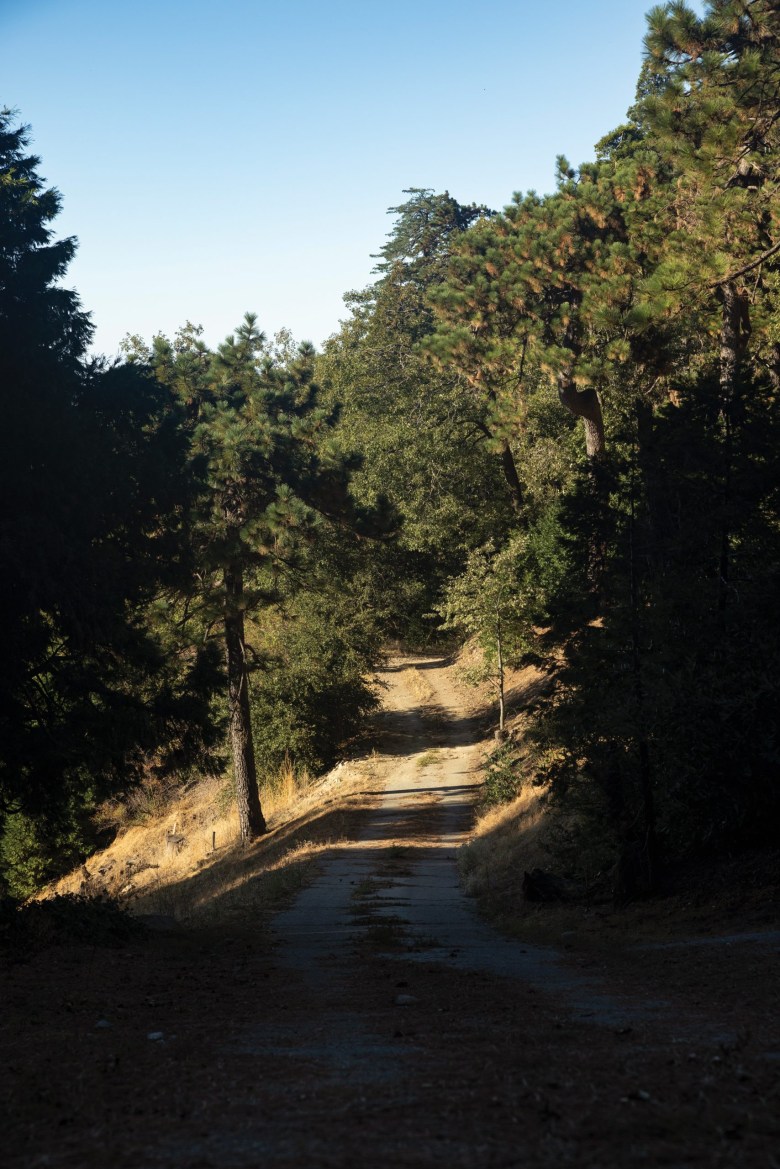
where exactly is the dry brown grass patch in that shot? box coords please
[44,758,380,925]
[460,785,548,899]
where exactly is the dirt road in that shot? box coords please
[273,656,660,1026]
[3,655,778,1167]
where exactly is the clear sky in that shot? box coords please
[2,0,694,357]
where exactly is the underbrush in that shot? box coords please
[460,784,549,902]
[481,742,523,806]
[0,893,142,950]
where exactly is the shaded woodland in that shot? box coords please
[2,0,779,902]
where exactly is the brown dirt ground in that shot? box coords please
[2,654,778,1168]
[2,918,778,1168]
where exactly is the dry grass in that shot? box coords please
[42,646,553,932]
[459,784,548,901]
[455,641,555,907]
[45,757,379,925]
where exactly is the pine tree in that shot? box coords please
[318,189,514,629]
[0,113,220,891]
[640,0,780,391]
[145,316,381,843]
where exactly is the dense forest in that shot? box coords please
[2,0,779,901]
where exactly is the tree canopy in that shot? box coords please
[3,0,780,897]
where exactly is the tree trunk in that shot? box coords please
[224,560,266,843]
[496,613,505,733]
[629,471,657,893]
[472,415,524,513]
[767,341,780,394]
[557,372,606,458]
[499,438,523,513]
[717,281,748,615]
[558,371,607,588]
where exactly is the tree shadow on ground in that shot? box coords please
[131,658,550,926]
[372,706,480,755]
[130,797,378,923]
[133,785,472,930]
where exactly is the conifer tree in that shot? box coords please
[641,0,780,407]
[425,145,668,463]
[0,112,219,891]
[318,190,514,626]
[146,316,380,843]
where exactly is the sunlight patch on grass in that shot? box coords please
[44,758,375,923]
[416,750,440,770]
[460,784,548,900]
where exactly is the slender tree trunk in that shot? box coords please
[224,560,266,843]
[557,372,606,458]
[717,282,741,616]
[499,438,524,513]
[629,463,657,892]
[496,613,505,733]
[767,341,780,394]
[473,415,524,513]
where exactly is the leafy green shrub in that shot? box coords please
[248,585,381,779]
[482,742,523,807]
[251,662,378,779]
[0,810,95,900]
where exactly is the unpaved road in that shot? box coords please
[274,656,662,1027]
[2,655,778,1167]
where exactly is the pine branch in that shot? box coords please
[708,238,780,286]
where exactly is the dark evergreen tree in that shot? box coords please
[318,189,518,636]
[417,3,780,883]
[141,316,390,843]
[0,112,220,894]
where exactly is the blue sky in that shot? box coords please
[2,0,694,356]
